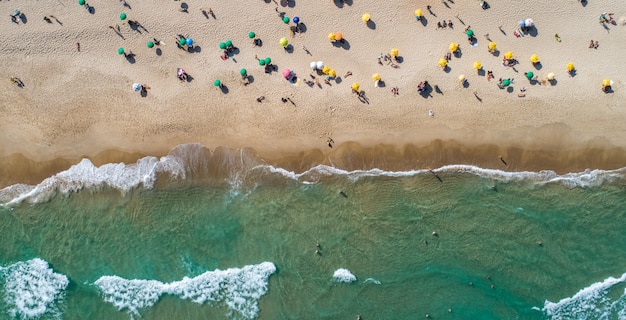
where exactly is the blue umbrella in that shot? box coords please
[186,38,193,46]
[293,16,300,24]
[518,20,525,27]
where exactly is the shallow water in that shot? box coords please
[1,145,626,319]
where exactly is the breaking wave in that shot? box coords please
[333,269,357,284]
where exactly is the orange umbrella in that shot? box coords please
[334,32,343,41]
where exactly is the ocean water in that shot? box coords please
[1,144,626,320]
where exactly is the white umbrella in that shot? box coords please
[316,61,324,70]
[524,18,534,27]
[132,83,142,92]
[310,61,317,70]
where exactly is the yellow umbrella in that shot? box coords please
[372,73,381,81]
[488,42,497,51]
[335,32,343,41]
[530,54,540,63]
[322,65,331,74]
[438,58,447,67]
[602,79,611,87]
[415,9,423,17]
[546,72,555,80]
[351,83,360,91]
[390,48,399,57]
[458,74,466,82]
[329,69,337,77]
[449,42,459,52]
[362,13,370,22]
[504,51,513,60]
[328,33,336,41]
[567,63,575,72]
[473,61,482,70]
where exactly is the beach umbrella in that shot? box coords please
[283,16,290,24]
[186,38,193,46]
[310,61,317,70]
[214,79,222,87]
[504,51,513,60]
[132,83,142,92]
[120,13,127,20]
[518,20,525,27]
[567,63,575,72]
[219,42,226,49]
[279,37,289,47]
[328,33,336,41]
[322,65,330,74]
[248,31,256,39]
[12,10,20,17]
[179,38,186,46]
[264,57,271,65]
[282,69,292,78]
[438,58,447,67]
[449,42,458,52]
[316,61,324,69]
[524,18,534,27]
[328,69,336,77]
[415,9,423,17]
[351,83,360,91]
[525,71,534,80]
[466,29,474,37]
[458,74,466,82]
[293,16,300,24]
[503,79,511,87]
[118,47,125,55]
[78,0,85,5]
[240,68,247,76]
[530,54,539,63]
[362,13,370,22]
[259,59,266,66]
[602,79,611,87]
[488,42,497,51]
[473,61,482,70]
[546,72,555,81]
[335,32,343,41]
[372,73,381,81]
[225,40,233,48]
[390,48,399,57]
[147,41,154,48]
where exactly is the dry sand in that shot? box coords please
[0,0,625,186]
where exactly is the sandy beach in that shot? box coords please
[1,0,625,187]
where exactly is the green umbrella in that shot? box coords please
[179,38,186,46]
[225,40,233,48]
[248,32,256,39]
[525,72,534,80]
[240,68,247,76]
[259,59,266,66]
[503,79,511,87]
[264,57,271,65]
[120,13,127,20]
[147,41,154,48]
[219,42,226,49]
[214,79,221,87]
[283,16,290,24]
[78,0,85,5]
[466,29,474,37]
[118,47,125,55]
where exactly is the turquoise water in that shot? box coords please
[1,145,626,319]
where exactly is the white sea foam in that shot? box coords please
[539,272,626,319]
[0,258,69,320]
[94,262,276,319]
[363,278,381,285]
[333,269,357,283]
[1,155,186,206]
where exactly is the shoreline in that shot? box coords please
[2,138,626,189]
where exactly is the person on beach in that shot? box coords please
[487,70,493,81]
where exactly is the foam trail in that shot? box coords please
[333,269,357,283]
[538,272,626,319]
[0,258,69,320]
[363,278,381,285]
[94,262,276,319]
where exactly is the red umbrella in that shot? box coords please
[282,69,292,78]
